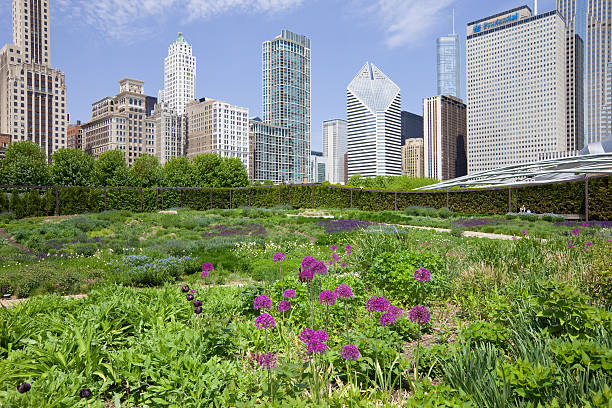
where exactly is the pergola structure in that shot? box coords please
[415,153,612,190]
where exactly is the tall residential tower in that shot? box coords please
[1,0,68,158]
[262,30,311,183]
[346,62,402,178]
[164,32,196,115]
[323,119,347,184]
[436,11,461,97]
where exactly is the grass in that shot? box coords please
[0,208,610,406]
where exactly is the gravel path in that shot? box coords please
[384,223,519,240]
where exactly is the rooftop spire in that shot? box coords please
[452,8,455,35]
[175,32,188,44]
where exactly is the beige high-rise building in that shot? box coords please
[423,95,467,180]
[185,98,249,169]
[82,79,156,165]
[0,0,68,159]
[401,138,424,178]
[152,103,186,165]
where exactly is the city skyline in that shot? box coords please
[0,0,560,151]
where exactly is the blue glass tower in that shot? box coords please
[436,13,460,98]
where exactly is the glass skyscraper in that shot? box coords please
[436,34,460,98]
[262,30,311,183]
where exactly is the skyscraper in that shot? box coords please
[0,0,68,158]
[436,13,460,98]
[466,6,568,173]
[557,0,586,152]
[152,104,186,164]
[401,111,424,145]
[401,138,424,178]
[346,62,402,178]
[310,151,327,183]
[262,30,311,183]
[322,119,347,184]
[423,95,467,180]
[248,118,290,183]
[602,62,612,139]
[164,32,196,115]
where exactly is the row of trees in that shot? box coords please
[346,174,438,191]
[0,141,250,188]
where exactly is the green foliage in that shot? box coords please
[23,190,44,217]
[93,150,128,186]
[191,154,249,188]
[460,320,509,349]
[367,251,448,305]
[163,156,193,187]
[9,190,26,219]
[128,154,162,188]
[0,191,9,211]
[107,254,199,287]
[405,206,439,217]
[519,212,539,222]
[550,339,612,372]
[497,358,560,403]
[49,148,95,186]
[506,212,519,219]
[346,174,438,191]
[541,213,565,222]
[0,141,48,186]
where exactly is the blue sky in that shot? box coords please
[0,0,556,151]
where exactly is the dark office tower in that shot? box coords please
[401,111,424,146]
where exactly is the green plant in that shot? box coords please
[550,339,612,372]
[460,320,510,349]
[497,358,560,403]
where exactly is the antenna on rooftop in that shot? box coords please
[534,0,538,15]
[452,8,456,35]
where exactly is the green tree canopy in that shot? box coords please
[218,157,249,188]
[49,148,95,186]
[191,154,224,187]
[92,150,128,187]
[163,156,193,187]
[0,141,49,186]
[129,154,162,188]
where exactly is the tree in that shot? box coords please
[0,141,49,186]
[347,174,363,187]
[191,154,224,187]
[49,148,94,186]
[219,157,249,188]
[163,156,193,187]
[129,154,161,188]
[92,150,128,186]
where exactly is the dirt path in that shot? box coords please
[0,227,33,254]
[383,223,520,241]
[1,293,88,308]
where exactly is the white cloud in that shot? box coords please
[370,0,456,48]
[56,0,305,41]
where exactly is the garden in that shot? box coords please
[0,206,611,407]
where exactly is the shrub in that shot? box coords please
[541,213,565,222]
[437,207,452,219]
[107,254,197,286]
[0,191,9,212]
[505,212,519,220]
[460,320,509,349]
[405,206,438,217]
[518,212,539,222]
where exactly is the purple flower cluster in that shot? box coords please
[319,219,375,234]
[341,344,360,361]
[254,294,273,310]
[299,267,315,282]
[254,313,276,330]
[366,296,390,313]
[17,382,31,393]
[409,305,431,325]
[201,262,214,278]
[318,290,337,306]
[278,300,291,312]
[257,352,278,370]
[414,268,431,282]
[330,245,338,251]
[555,220,612,228]
[452,218,499,228]
[273,252,286,262]
[283,288,296,298]
[380,305,403,326]
[300,328,329,354]
[335,284,354,299]
[181,285,190,293]
[571,228,582,236]
[300,256,328,281]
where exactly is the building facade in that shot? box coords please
[262,30,311,183]
[0,0,68,160]
[152,104,186,165]
[347,62,402,178]
[436,34,461,98]
[0,133,9,159]
[423,95,467,180]
[322,119,347,184]
[310,151,327,183]
[466,6,567,173]
[602,62,612,139]
[82,79,156,165]
[401,111,424,146]
[248,118,290,183]
[164,33,196,115]
[401,138,424,178]
[67,120,83,150]
[185,98,249,169]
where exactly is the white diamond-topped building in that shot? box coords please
[164,32,196,115]
[346,62,402,178]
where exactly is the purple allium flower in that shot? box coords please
[330,245,338,251]
[571,228,581,236]
[342,344,360,361]
[283,288,296,298]
[307,341,329,354]
[521,229,528,236]
[568,243,575,248]
[299,267,315,282]
[319,290,337,306]
[181,285,190,293]
[345,245,352,250]
[299,327,315,343]
[278,300,291,312]
[301,256,318,270]
[80,388,92,398]
[414,267,431,282]
[366,296,390,313]
[186,294,194,301]
[257,352,278,370]
[327,260,333,266]
[194,306,202,314]
[189,289,196,294]
[586,242,593,247]
[581,222,589,227]
[201,262,214,273]
[313,329,328,342]
[273,252,286,262]
[408,305,431,325]
[346,250,352,255]
[17,382,31,393]
[331,252,340,262]
[193,300,202,307]
[387,305,403,317]
[312,260,328,275]
[341,262,347,267]
[380,312,399,326]
[254,294,273,310]
[335,284,354,299]
[254,313,276,330]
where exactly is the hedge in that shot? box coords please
[0,176,610,220]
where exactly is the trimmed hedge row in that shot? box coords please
[0,177,610,220]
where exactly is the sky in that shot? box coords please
[0,0,557,151]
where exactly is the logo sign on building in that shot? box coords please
[468,8,530,36]
[482,13,518,30]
